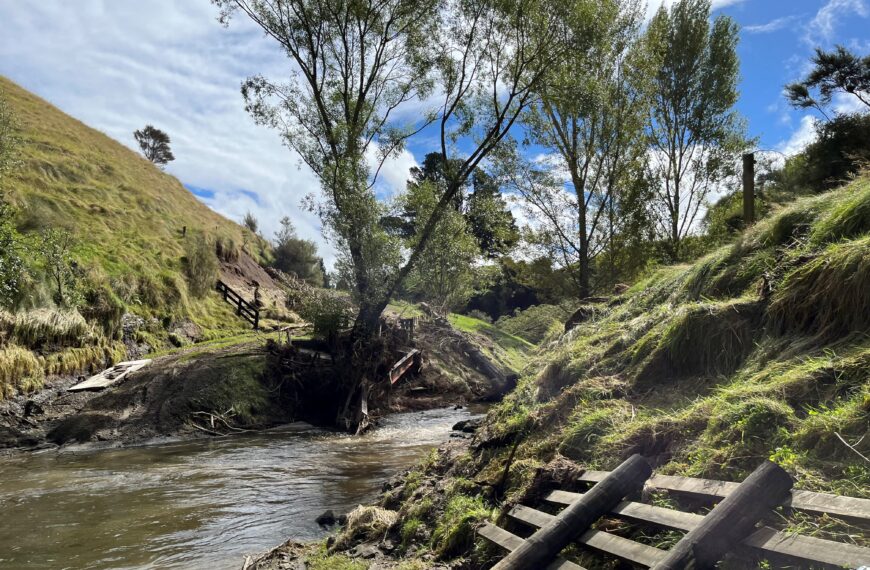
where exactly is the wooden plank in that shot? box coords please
[546,491,702,531]
[479,522,524,551]
[68,359,152,391]
[547,490,870,567]
[493,455,652,570]
[743,526,870,569]
[477,523,587,570]
[653,461,794,570]
[581,529,666,567]
[389,349,420,384]
[578,471,870,521]
[507,504,666,567]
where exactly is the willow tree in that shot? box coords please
[645,0,746,260]
[216,0,561,337]
[514,0,647,299]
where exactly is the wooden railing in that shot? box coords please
[479,457,870,569]
[216,280,259,329]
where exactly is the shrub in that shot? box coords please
[297,289,353,339]
[183,234,219,298]
[0,200,25,309]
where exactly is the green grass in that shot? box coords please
[1,75,271,332]
[385,174,870,566]
[0,76,284,399]
[448,312,534,373]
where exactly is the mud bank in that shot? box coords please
[0,319,515,453]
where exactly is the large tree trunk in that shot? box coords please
[571,168,591,299]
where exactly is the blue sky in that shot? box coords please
[1,0,868,266]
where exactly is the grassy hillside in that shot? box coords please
[375,174,870,567]
[0,76,278,398]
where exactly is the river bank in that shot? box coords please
[0,406,484,569]
[0,315,521,454]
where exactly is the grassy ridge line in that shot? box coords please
[0,75,267,324]
[0,76,275,398]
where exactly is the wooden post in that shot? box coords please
[492,454,652,570]
[652,460,792,570]
[743,152,755,225]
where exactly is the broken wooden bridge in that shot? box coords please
[479,455,870,569]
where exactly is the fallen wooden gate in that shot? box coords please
[479,455,870,569]
[388,349,421,384]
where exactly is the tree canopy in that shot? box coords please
[133,125,175,167]
[786,45,870,116]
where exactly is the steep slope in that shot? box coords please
[292,175,870,569]
[0,76,291,398]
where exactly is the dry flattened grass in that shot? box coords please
[768,236,870,339]
[12,308,89,348]
[0,344,44,398]
[331,506,399,551]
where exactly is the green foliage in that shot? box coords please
[403,180,479,313]
[519,0,648,297]
[0,95,21,181]
[297,288,354,339]
[430,494,490,559]
[464,169,519,258]
[645,0,747,259]
[182,233,218,298]
[785,45,870,114]
[38,227,81,307]
[133,124,175,167]
[242,211,258,233]
[272,217,324,286]
[0,199,25,308]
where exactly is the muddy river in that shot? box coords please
[0,406,483,569]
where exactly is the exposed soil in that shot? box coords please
[0,317,515,454]
[0,342,289,453]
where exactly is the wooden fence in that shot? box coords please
[479,456,870,569]
[216,280,259,329]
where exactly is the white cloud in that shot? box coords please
[777,115,818,156]
[365,144,419,198]
[805,0,868,44]
[0,1,338,264]
[744,15,799,34]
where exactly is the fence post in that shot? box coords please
[492,454,651,570]
[743,152,756,225]
[652,460,792,570]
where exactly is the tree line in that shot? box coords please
[215,0,752,329]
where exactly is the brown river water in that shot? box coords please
[0,406,484,569]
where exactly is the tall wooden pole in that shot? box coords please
[743,152,756,225]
